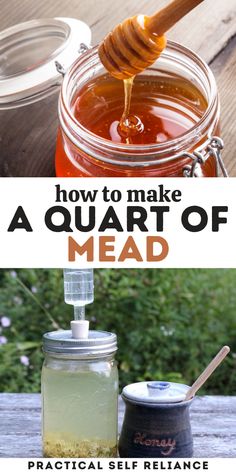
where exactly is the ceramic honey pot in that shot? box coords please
[119,381,193,458]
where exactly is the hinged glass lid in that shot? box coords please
[0,17,91,109]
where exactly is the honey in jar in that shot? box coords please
[55,42,221,177]
[73,74,207,145]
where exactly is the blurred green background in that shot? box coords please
[0,269,235,394]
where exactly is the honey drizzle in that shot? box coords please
[122,77,134,124]
[118,77,144,141]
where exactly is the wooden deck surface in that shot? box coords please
[0,393,236,458]
[0,0,235,176]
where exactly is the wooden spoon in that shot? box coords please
[185,346,230,401]
[98,0,204,80]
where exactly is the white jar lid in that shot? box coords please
[122,381,190,404]
[0,17,91,109]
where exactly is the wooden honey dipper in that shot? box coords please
[185,346,230,401]
[99,0,204,80]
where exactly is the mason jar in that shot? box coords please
[56,41,227,178]
[42,330,118,458]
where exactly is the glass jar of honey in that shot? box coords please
[56,41,227,178]
[42,329,118,458]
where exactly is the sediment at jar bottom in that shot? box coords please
[43,434,117,458]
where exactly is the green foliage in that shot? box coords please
[0,269,235,394]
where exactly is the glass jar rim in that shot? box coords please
[60,40,219,164]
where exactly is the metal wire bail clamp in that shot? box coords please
[55,43,91,77]
[183,136,228,177]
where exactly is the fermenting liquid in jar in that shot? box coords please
[42,360,118,457]
[42,330,118,458]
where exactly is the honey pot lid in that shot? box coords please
[122,381,190,404]
[0,17,91,109]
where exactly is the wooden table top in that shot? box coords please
[0,0,236,176]
[0,393,236,458]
